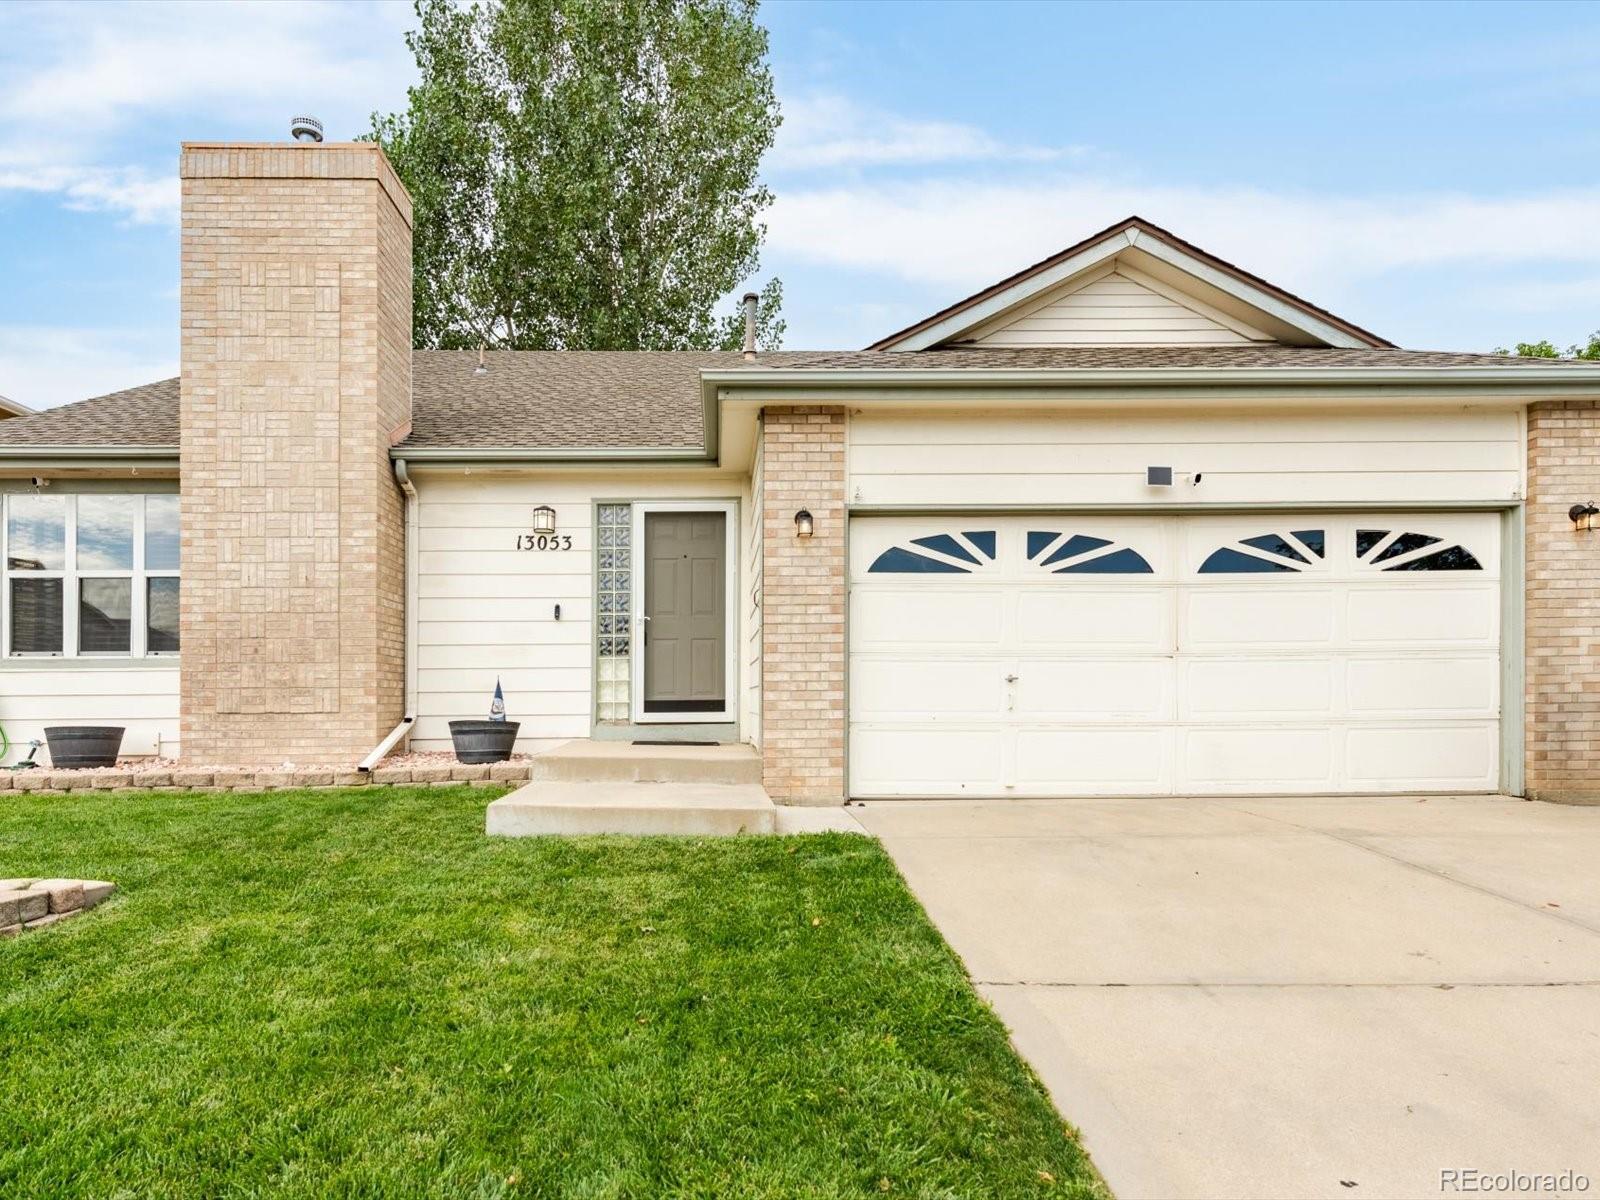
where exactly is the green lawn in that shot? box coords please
[1,785,1104,1199]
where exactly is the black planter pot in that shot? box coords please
[449,720,520,764]
[45,725,125,769]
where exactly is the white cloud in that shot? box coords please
[769,93,1077,171]
[0,164,179,224]
[767,178,1600,296]
[0,326,177,412]
[0,0,416,222]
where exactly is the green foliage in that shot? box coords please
[0,786,1105,1198]
[1494,333,1600,360]
[371,0,784,351]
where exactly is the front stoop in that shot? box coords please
[486,740,872,836]
[527,740,762,785]
[486,781,776,836]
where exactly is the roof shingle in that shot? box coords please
[0,345,1592,453]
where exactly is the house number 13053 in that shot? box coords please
[516,534,573,551]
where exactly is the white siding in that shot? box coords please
[849,409,1523,507]
[970,270,1255,347]
[412,471,753,753]
[0,664,179,764]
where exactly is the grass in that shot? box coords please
[0,785,1104,1199]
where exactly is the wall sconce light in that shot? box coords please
[794,509,814,538]
[1569,502,1598,532]
[531,504,557,534]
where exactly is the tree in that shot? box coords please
[370,0,783,351]
[1496,332,1600,360]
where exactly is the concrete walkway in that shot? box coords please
[856,794,1600,1200]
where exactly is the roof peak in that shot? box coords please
[865,215,1394,353]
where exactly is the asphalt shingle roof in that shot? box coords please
[0,345,1592,452]
[0,378,180,446]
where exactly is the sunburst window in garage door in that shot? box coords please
[1357,529,1483,572]
[1198,529,1326,573]
[1026,532,1153,574]
[868,531,997,574]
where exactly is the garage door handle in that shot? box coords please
[1005,674,1019,683]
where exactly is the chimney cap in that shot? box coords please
[290,115,324,143]
[742,291,759,302]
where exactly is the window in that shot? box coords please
[3,493,180,657]
[1356,529,1483,572]
[595,503,632,722]
[1199,529,1324,574]
[869,530,997,574]
[1029,531,1153,574]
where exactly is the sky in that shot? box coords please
[1,0,1598,410]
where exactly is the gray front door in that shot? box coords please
[643,511,726,712]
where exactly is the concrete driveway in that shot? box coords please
[855,794,1600,1200]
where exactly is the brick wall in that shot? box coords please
[1525,400,1600,803]
[178,143,412,765]
[758,407,847,803]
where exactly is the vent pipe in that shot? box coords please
[289,115,324,143]
[741,291,759,361]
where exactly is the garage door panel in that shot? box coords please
[1016,589,1171,652]
[1344,724,1498,790]
[1015,658,1175,721]
[1346,586,1498,646]
[1182,727,1337,791]
[1015,728,1171,793]
[852,728,1005,794]
[848,513,1503,799]
[1181,658,1337,720]
[1184,588,1336,650]
[852,657,1004,718]
[851,588,1006,648]
[1346,656,1499,718]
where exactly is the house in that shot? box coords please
[2,137,1599,803]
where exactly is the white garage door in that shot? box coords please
[848,514,1502,797]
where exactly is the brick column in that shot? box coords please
[1526,400,1600,803]
[179,143,412,765]
[759,407,847,803]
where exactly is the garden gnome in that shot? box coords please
[490,678,506,722]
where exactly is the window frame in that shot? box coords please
[2,492,180,660]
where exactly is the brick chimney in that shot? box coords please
[178,140,413,765]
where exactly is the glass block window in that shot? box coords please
[595,503,633,722]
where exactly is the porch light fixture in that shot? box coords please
[1569,502,1599,532]
[531,505,557,534]
[794,509,814,538]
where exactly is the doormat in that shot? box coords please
[632,740,717,747]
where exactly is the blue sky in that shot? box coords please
[1,0,1597,409]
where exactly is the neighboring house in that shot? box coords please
[2,138,1599,802]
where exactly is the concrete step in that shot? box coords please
[528,739,762,786]
[486,781,776,837]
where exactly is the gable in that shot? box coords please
[964,266,1268,347]
[868,216,1394,352]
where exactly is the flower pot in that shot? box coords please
[449,720,520,764]
[45,726,125,769]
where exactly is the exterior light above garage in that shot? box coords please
[1569,502,1598,532]
[531,505,557,534]
[794,509,814,538]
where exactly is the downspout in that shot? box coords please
[359,458,419,771]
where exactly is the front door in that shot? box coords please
[642,510,727,715]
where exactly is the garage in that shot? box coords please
[848,513,1503,797]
